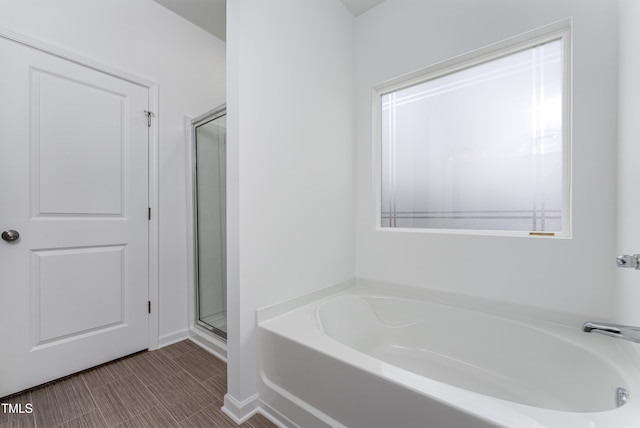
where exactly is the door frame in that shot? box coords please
[0,26,160,351]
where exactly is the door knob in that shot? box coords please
[1,230,20,242]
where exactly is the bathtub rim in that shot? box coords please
[257,279,640,428]
[258,277,612,331]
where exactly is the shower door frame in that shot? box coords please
[190,104,227,341]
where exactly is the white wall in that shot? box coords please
[226,0,355,410]
[616,0,640,326]
[355,0,619,319]
[0,0,226,342]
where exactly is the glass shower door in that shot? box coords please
[193,107,226,339]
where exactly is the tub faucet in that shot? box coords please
[582,321,640,344]
[616,254,640,269]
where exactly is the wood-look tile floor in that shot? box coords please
[0,340,277,428]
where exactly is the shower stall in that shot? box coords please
[191,105,227,340]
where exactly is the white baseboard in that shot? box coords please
[221,393,291,427]
[257,399,298,428]
[157,328,189,348]
[222,393,260,424]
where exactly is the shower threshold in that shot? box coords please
[198,311,227,340]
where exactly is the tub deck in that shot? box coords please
[258,285,640,428]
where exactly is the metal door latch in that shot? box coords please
[616,254,640,269]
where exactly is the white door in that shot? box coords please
[0,36,150,397]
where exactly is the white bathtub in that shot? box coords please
[258,285,640,428]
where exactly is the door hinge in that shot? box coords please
[148,301,151,314]
[144,110,155,127]
[148,207,151,220]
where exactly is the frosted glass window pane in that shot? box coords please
[381,39,564,232]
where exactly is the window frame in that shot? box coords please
[372,19,572,238]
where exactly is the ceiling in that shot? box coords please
[340,0,387,16]
[153,0,227,40]
[152,0,387,41]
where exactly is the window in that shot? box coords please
[377,23,571,236]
